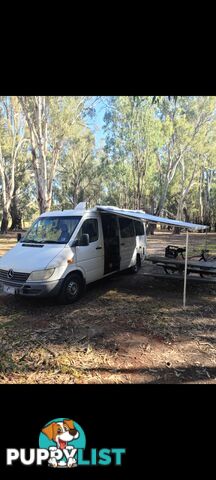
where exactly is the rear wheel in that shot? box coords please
[130,255,141,274]
[59,273,85,304]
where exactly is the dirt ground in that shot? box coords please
[0,231,216,384]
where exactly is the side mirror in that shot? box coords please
[17,233,22,242]
[71,239,79,247]
[71,233,90,247]
[79,233,90,246]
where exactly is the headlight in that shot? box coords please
[28,268,55,282]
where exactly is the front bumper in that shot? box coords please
[0,278,63,297]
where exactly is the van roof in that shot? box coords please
[40,208,96,217]
[40,201,96,217]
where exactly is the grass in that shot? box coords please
[0,233,17,256]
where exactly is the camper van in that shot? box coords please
[0,204,146,303]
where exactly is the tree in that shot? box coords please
[151,96,178,104]
[9,153,36,230]
[18,96,95,213]
[104,96,161,209]
[154,96,216,218]
[0,97,27,232]
[54,124,102,209]
[98,153,134,208]
[196,121,216,228]
[103,96,216,231]
[0,95,215,235]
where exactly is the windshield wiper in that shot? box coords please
[21,239,44,244]
[40,240,63,244]
[22,239,66,244]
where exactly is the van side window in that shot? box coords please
[134,220,144,236]
[79,219,98,243]
[119,218,135,238]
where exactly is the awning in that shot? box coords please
[96,206,209,231]
[96,205,209,308]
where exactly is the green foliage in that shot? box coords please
[53,122,102,209]
[0,96,215,231]
[104,96,216,228]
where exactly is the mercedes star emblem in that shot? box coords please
[7,269,14,279]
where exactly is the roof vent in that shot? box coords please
[74,202,87,210]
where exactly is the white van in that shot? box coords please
[0,204,146,303]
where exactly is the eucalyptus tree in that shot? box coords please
[154,96,216,219]
[54,123,102,209]
[18,96,96,213]
[104,96,161,209]
[0,97,27,232]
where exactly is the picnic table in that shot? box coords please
[145,255,216,278]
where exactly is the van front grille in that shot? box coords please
[0,269,30,283]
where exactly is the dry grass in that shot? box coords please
[0,233,17,256]
[0,232,216,384]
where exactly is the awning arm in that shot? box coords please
[183,230,189,308]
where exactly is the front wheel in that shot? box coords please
[59,273,85,304]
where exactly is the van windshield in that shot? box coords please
[22,216,82,244]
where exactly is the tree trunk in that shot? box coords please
[173,198,183,234]
[146,223,156,235]
[9,193,22,230]
[155,182,169,216]
[38,194,51,214]
[199,169,204,223]
[36,178,52,214]
[183,207,189,222]
[1,208,9,234]
[73,187,78,208]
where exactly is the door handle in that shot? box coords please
[96,246,102,250]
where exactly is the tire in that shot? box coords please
[130,255,141,274]
[164,267,176,275]
[164,267,183,275]
[59,273,85,304]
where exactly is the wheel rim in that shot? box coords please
[66,280,79,298]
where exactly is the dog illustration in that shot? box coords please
[42,419,79,468]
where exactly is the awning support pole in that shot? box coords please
[183,229,189,308]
